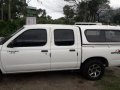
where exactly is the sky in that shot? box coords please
[28,0,120,19]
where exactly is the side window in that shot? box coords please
[54,29,74,46]
[12,29,47,47]
[85,30,106,42]
[106,30,120,42]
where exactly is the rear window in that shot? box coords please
[85,30,106,42]
[106,30,120,42]
[85,29,120,42]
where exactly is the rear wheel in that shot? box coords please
[82,60,105,80]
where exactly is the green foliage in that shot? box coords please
[112,13,120,24]
[0,0,27,20]
[63,5,74,19]
[63,5,74,24]
[0,0,120,38]
[54,17,67,24]
[10,0,27,19]
[64,0,109,22]
[0,19,25,37]
[75,1,89,22]
[37,9,53,24]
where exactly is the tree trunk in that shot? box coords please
[1,4,4,20]
[8,0,11,20]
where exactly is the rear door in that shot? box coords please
[51,26,79,70]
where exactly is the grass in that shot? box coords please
[95,69,120,90]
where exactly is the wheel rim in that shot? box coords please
[88,64,101,78]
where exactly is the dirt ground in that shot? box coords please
[0,67,119,90]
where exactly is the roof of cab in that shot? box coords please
[24,24,120,30]
[24,24,75,28]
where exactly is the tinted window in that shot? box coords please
[54,29,74,46]
[106,30,120,42]
[12,29,47,47]
[85,30,106,42]
[1,27,24,45]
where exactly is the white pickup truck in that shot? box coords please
[0,24,120,80]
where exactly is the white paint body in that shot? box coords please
[0,24,120,74]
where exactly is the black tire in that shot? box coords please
[82,59,105,80]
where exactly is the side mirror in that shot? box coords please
[7,40,16,48]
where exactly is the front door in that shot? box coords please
[1,28,50,73]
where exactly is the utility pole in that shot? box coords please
[8,0,11,20]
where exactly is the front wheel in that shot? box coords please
[82,60,105,80]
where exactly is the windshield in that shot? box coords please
[0,27,24,45]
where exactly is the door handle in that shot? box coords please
[69,49,76,52]
[41,50,48,52]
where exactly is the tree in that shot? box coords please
[64,0,109,22]
[54,17,66,24]
[10,0,27,19]
[8,0,11,20]
[63,5,74,24]
[113,13,120,24]
[75,1,90,22]
[0,0,27,21]
[0,0,4,20]
[37,9,53,24]
[88,0,109,21]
